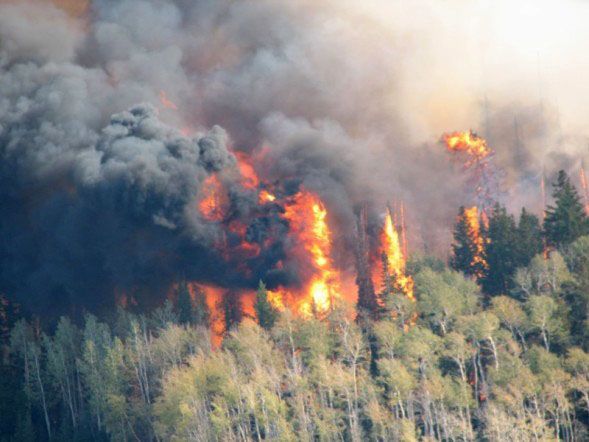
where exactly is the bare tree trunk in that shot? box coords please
[32,350,51,439]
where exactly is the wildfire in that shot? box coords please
[443,130,491,166]
[281,190,342,317]
[442,130,498,216]
[198,175,226,221]
[380,208,414,300]
[235,152,260,190]
[197,284,225,347]
[258,189,276,204]
[463,206,488,277]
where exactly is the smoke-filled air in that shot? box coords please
[2,0,587,317]
[4,1,589,441]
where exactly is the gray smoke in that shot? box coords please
[1,0,588,314]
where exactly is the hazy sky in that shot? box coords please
[352,0,589,141]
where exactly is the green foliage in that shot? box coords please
[254,281,280,330]
[4,203,589,440]
[544,170,589,248]
[564,236,589,349]
[516,208,544,267]
[415,268,479,335]
[513,251,573,299]
[482,205,518,295]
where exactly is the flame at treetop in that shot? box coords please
[463,206,488,277]
[443,130,491,166]
[380,208,414,300]
[279,190,342,317]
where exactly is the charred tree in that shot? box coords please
[354,206,379,320]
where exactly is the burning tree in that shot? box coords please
[354,206,378,320]
[451,206,488,280]
[442,130,498,213]
[379,208,414,301]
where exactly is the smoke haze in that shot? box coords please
[1,0,588,313]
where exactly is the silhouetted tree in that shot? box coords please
[221,291,243,333]
[450,206,486,279]
[192,286,210,328]
[176,281,193,326]
[355,207,379,320]
[482,205,518,295]
[544,170,589,248]
[516,208,543,267]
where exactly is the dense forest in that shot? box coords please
[1,170,588,441]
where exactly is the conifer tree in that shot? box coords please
[450,206,486,279]
[254,281,279,330]
[380,252,394,317]
[355,208,379,320]
[516,208,543,267]
[221,291,243,333]
[482,205,518,295]
[176,281,193,326]
[544,170,589,248]
[192,286,211,328]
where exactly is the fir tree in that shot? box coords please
[544,170,589,248]
[192,286,211,328]
[516,208,543,268]
[254,281,279,330]
[176,281,194,326]
[380,252,394,317]
[450,206,486,279]
[482,205,518,295]
[355,208,379,320]
[221,291,243,333]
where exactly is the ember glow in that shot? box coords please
[258,190,276,204]
[235,152,260,190]
[198,175,226,222]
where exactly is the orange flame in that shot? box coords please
[443,130,492,171]
[463,206,488,277]
[380,209,414,300]
[258,190,277,204]
[198,175,226,221]
[198,284,224,347]
[278,190,342,317]
[235,152,260,190]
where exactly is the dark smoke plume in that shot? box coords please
[1,0,588,315]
